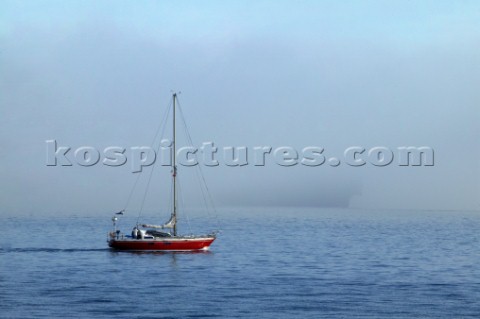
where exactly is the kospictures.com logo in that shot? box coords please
[46,140,434,173]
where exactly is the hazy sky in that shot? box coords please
[1,1,479,215]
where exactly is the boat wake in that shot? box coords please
[0,247,110,253]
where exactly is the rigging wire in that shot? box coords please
[176,99,222,233]
[176,177,193,234]
[136,97,173,224]
[120,94,220,235]
[119,98,172,219]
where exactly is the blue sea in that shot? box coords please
[1,207,479,318]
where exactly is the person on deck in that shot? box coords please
[132,227,138,239]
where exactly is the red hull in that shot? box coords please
[108,237,215,251]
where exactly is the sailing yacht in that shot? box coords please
[108,93,217,251]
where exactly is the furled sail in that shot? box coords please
[141,214,176,229]
[162,214,176,228]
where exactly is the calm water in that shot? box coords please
[1,208,479,318]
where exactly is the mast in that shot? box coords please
[172,93,177,236]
